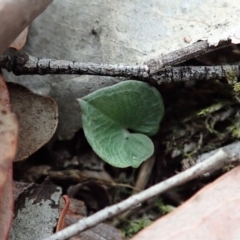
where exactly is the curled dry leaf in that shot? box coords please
[56,195,70,232]
[0,104,18,239]
[132,166,240,240]
[7,82,58,161]
[10,27,29,51]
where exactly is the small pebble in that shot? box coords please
[184,36,191,43]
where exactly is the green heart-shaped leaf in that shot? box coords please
[78,80,164,168]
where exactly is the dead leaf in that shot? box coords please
[0,104,18,187]
[0,170,14,240]
[7,82,58,161]
[58,196,124,240]
[0,103,18,240]
[56,195,70,232]
[132,166,240,240]
[58,196,87,220]
[0,75,10,109]
[10,179,62,239]
[10,27,29,51]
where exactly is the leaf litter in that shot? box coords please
[0,75,18,240]
[7,82,58,161]
[12,40,240,240]
[6,1,240,239]
[57,195,123,240]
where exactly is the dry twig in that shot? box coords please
[1,53,239,84]
[44,149,228,240]
[182,141,240,171]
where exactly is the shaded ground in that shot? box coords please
[13,44,240,238]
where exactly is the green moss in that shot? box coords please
[121,216,152,238]
[154,199,175,214]
[225,68,238,85]
[197,102,228,116]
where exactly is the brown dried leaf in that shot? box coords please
[0,74,10,109]
[0,170,14,240]
[58,196,123,240]
[7,82,58,161]
[0,105,18,187]
[0,103,18,239]
[59,197,87,218]
[56,195,70,231]
[132,166,240,240]
[10,27,29,51]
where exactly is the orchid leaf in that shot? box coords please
[78,81,164,168]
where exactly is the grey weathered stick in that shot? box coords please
[43,149,228,240]
[1,53,239,83]
[154,65,240,84]
[182,141,240,171]
[145,40,232,75]
[0,54,150,79]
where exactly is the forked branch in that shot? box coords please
[1,40,234,84]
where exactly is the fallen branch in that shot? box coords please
[0,54,149,79]
[153,65,239,84]
[144,40,231,75]
[1,52,238,84]
[182,141,240,171]
[44,149,228,240]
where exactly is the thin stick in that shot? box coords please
[1,53,239,83]
[153,65,239,83]
[182,141,240,170]
[0,54,149,79]
[145,40,231,75]
[43,149,228,240]
[112,155,156,226]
